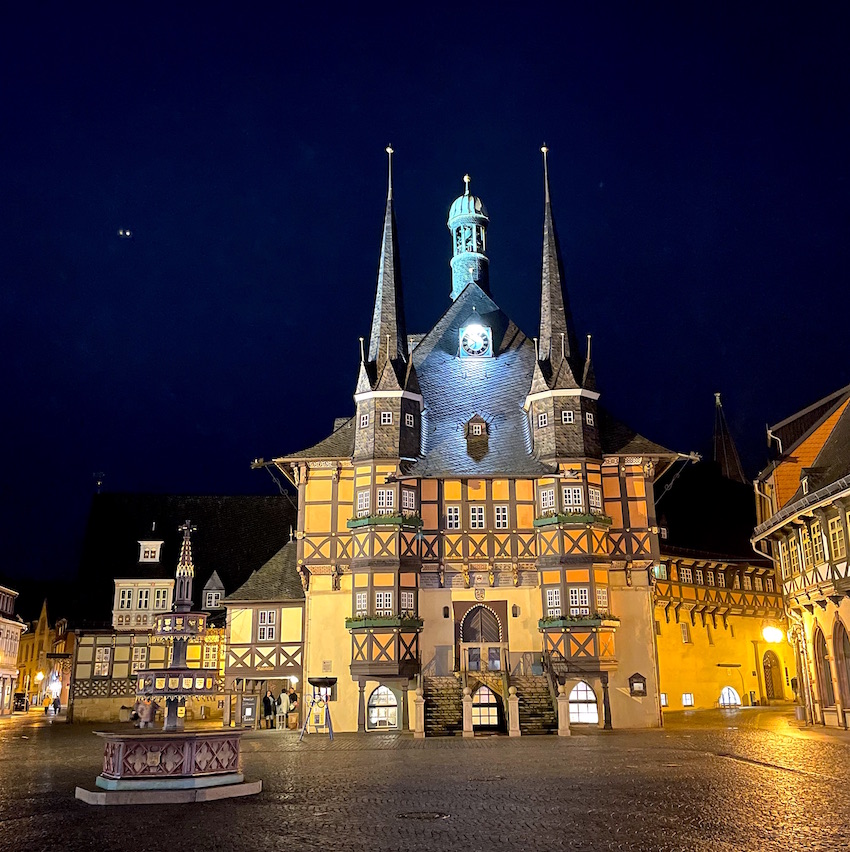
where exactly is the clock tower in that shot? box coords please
[447,175,490,301]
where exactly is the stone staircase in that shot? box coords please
[512,674,557,735]
[423,676,463,737]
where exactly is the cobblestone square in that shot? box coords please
[2,708,849,852]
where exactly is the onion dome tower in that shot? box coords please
[447,175,490,300]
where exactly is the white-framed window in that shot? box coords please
[380,411,393,425]
[471,423,483,436]
[789,539,800,574]
[743,574,752,590]
[545,587,561,616]
[401,489,415,511]
[732,573,740,589]
[660,692,668,707]
[540,488,556,511]
[682,693,694,707]
[829,516,846,559]
[119,589,132,610]
[360,413,369,428]
[706,571,715,586]
[694,569,703,585]
[400,590,415,614]
[538,412,548,428]
[94,647,111,677]
[258,610,276,642]
[205,591,221,608]
[154,588,168,609]
[679,566,693,584]
[139,541,162,562]
[495,505,509,529]
[717,571,726,588]
[137,589,150,609]
[470,505,485,529]
[377,488,395,514]
[367,685,399,729]
[801,528,813,568]
[569,587,590,616]
[131,646,147,673]
[357,490,371,517]
[375,591,393,617]
[766,577,775,593]
[562,486,583,512]
[561,410,574,424]
[680,623,691,644]
[588,487,602,512]
[446,505,460,529]
[811,521,825,564]
[754,576,763,591]
[596,587,608,611]
[585,412,595,426]
[355,591,368,615]
[203,643,218,669]
[405,412,415,428]
[653,564,668,580]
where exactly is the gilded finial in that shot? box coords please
[715,392,722,406]
[463,174,471,195]
[386,144,394,200]
[541,143,550,203]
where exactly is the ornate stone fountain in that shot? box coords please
[75,522,261,805]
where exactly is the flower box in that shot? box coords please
[533,512,613,528]
[344,616,424,630]
[347,514,424,529]
[537,615,620,629]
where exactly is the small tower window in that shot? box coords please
[562,410,574,424]
[360,413,369,428]
[538,412,548,428]
[381,411,393,425]
[405,412,414,428]
[471,423,483,436]
[585,412,595,426]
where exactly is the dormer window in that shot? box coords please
[801,477,809,495]
[139,541,163,563]
[465,416,489,461]
[471,423,483,436]
[205,591,222,609]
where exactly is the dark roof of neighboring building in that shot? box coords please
[660,543,770,568]
[225,541,304,603]
[770,383,850,459]
[76,494,295,624]
[788,401,850,502]
[656,461,758,559]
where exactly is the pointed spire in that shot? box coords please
[538,145,580,381]
[366,145,408,374]
[175,520,197,611]
[713,394,747,484]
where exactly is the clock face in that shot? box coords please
[459,324,492,357]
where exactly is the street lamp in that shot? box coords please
[762,625,784,644]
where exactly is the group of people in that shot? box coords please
[131,697,160,728]
[262,687,297,730]
[42,695,61,716]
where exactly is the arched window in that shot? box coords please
[568,682,599,724]
[367,686,398,730]
[719,686,741,707]
[471,685,500,728]
[814,628,835,708]
[833,622,850,707]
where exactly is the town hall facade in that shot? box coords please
[251,147,682,733]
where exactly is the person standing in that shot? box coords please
[52,696,61,716]
[262,689,276,729]
[276,689,290,731]
[288,688,298,729]
[43,694,51,715]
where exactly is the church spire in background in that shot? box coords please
[713,393,747,483]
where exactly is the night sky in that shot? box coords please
[2,5,849,592]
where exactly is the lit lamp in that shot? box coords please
[35,671,44,683]
[762,624,784,644]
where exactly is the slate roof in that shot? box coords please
[787,401,850,502]
[769,383,850,458]
[225,541,304,602]
[280,416,356,461]
[76,494,295,624]
[596,406,675,457]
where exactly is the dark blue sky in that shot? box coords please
[2,4,849,583]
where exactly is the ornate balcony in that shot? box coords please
[349,619,421,679]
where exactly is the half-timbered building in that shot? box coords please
[752,383,850,728]
[255,148,680,734]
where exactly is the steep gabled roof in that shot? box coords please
[225,541,304,603]
[770,383,850,457]
[787,401,850,503]
[278,416,356,462]
[597,407,676,457]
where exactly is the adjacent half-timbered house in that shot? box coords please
[254,148,680,733]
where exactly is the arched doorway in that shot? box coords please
[762,650,783,701]
[471,685,503,731]
[719,686,741,707]
[460,606,503,672]
[833,622,850,707]
[568,682,599,724]
[366,685,398,730]
[814,628,835,708]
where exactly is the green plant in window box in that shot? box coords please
[537,611,620,628]
[533,511,613,527]
[347,512,423,529]
[344,615,425,629]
